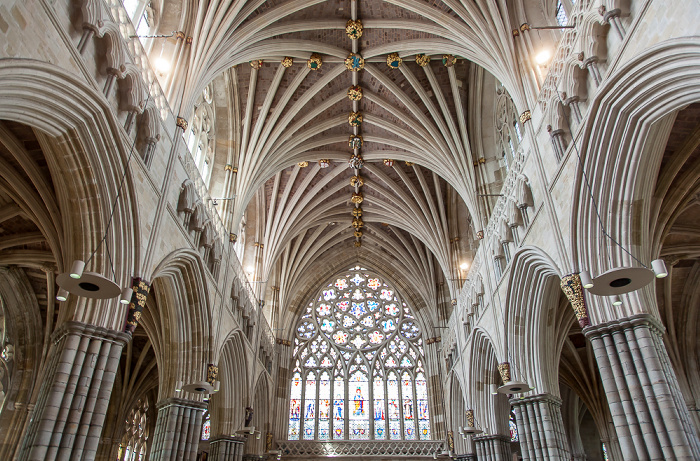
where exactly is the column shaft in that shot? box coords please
[511,393,571,461]
[473,435,511,460]
[584,314,700,460]
[17,321,128,461]
[150,397,207,461]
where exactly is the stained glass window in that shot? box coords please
[288,267,431,441]
[602,442,609,460]
[509,409,518,442]
[201,413,211,441]
[556,0,569,26]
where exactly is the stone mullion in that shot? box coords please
[300,370,306,439]
[314,371,319,440]
[368,373,375,439]
[398,373,405,439]
[344,372,349,439]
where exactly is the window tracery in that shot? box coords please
[118,397,150,461]
[288,267,430,442]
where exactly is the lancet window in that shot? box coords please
[288,267,431,441]
[117,398,149,461]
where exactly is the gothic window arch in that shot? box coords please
[288,267,431,442]
[185,87,216,185]
[118,398,150,461]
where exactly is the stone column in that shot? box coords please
[17,321,129,461]
[603,8,625,41]
[149,397,207,461]
[473,434,511,460]
[510,394,570,460]
[209,435,246,461]
[584,314,700,460]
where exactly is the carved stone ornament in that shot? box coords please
[224,164,233,171]
[442,54,457,67]
[354,241,362,247]
[498,362,511,384]
[350,175,364,187]
[348,155,364,169]
[353,230,363,238]
[520,110,532,124]
[347,85,363,101]
[405,161,414,166]
[387,52,403,69]
[415,54,431,67]
[229,233,237,243]
[318,159,330,168]
[351,193,364,204]
[352,207,363,217]
[307,53,322,70]
[352,217,364,229]
[560,273,590,327]
[451,299,457,306]
[476,230,484,240]
[297,161,309,168]
[124,278,151,334]
[465,409,475,427]
[176,116,188,132]
[282,56,294,67]
[250,59,263,69]
[349,135,363,149]
[383,159,394,167]
[345,53,365,71]
[207,364,219,385]
[349,112,363,126]
[346,19,363,39]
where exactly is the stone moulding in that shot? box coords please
[277,440,444,457]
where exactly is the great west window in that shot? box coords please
[288,267,431,441]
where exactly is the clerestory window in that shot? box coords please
[288,267,431,442]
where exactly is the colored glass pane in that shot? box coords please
[289,267,429,441]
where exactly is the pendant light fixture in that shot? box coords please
[56,89,156,303]
[555,92,669,300]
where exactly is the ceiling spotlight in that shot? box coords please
[175,380,183,392]
[490,384,499,395]
[460,262,469,271]
[56,288,69,302]
[70,259,85,279]
[652,259,668,278]
[611,295,623,306]
[580,270,594,289]
[120,287,133,305]
[535,49,552,65]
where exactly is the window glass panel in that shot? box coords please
[373,376,386,439]
[318,372,331,440]
[303,371,316,440]
[556,1,569,26]
[288,267,430,441]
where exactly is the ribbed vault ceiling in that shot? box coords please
[168,0,522,320]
